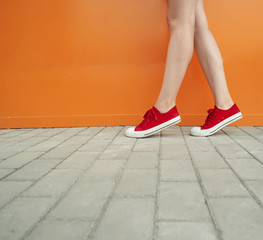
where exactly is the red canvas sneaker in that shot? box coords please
[191,103,242,137]
[125,105,181,138]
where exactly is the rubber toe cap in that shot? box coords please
[125,126,136,137]
[190,126,201,136]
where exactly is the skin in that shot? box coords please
[154,0,234,113]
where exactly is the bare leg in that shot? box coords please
[154,0,198,113]
[194,0,234,109]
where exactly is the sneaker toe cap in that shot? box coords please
[125,126,136,137]
[190,126,201,136]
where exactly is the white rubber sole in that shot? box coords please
[190,112,243,137]
[125,115,181,138]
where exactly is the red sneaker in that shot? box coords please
[191,103,243,137]
[125,105,181,138]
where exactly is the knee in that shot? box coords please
[166,16,195,33]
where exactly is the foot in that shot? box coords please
[190,103,242,137]
[125,105,181,138]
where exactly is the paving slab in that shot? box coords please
[92,198,154,240]
[158,221,217,240]
[158,182,210,220]
[25,220,92,240]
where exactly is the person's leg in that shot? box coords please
[154,0,198,113]
[194,0,234,109]
[190,0,242,137]
[125,0,198,138]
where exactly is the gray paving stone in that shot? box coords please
[160,150,191,160]
[25,140,63,152]
[0,181,32,208]
[0,150,20,160]
[36,128,67,137]
[0,168,15,179]
[22,169,82,197]
[0,151,44,169]
[93,198,154,240]
[92,126,122,140]
[0,129,15,135]
[56,127,84,136]
[160,143,191,160]
[59,135,89,145]
[99,148,131,160]
[47,181,114,220]
[226,158,263,180]
[110,136,136,148]
[25,219,92,240]
[160,134,185,145]
[0,197,56,240]
[249,151,263,162]
[160,160,197,181]
[5,159,63,181]
[13,136,49,148]
[236,140,263,152]
[159,182,210,220]
[191,151,228,168]
[158,221,217,240]
[238,126,263,142]
[104,142,134,151]
[40,145,78,159]
[0,130,26,138]
[160,143,188,152]
[77,126,103,136]
[78,139,111,151]
[126,152,158,169]
[4,143,31,152]
[133,137,160,152]
[245,181,263,203]
[185,138,216,152]
[0,140,14,150]
[115,169,157,197]
[210,198,263,240]
[208,130,234,145]
[56,151,99,170]
[199,169,249,197]
[215,143,252,159]
[81,160,125,182]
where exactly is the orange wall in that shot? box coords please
[0,0,263,128]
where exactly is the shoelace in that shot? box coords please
[138,108,158,128]
[202,108,218,128]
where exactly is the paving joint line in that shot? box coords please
[152,132,161,240]
[85,128,138,240]
[180,127,223,240]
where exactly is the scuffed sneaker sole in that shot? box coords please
[125,115,181,138]
[191,112,243,137]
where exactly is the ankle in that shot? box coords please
[154,102,176,113]
[215,100,234,110]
